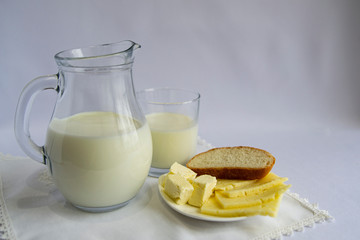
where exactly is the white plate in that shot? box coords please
[158,183,247,222]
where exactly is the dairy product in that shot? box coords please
[159,162,197,187]
[215,179,257,191]
[188,175,217,207]
[169,162,197,182]
[222,173,288,198]
[215,184,290,209]
[45,111,152,208]
[159,163,290,218]
[201,173,290,217]
[200,195,283,217]
[158,173,168,187]
[164,174,194,205]
[146,112,198,168]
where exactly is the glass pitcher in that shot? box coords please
[14,41,153,212]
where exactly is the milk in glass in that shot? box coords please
[146,112,198,168]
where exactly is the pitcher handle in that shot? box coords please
[14,74,59,164]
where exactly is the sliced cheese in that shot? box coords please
[215,183,291,209]
[215,179,256,191]
[223,173,288,198]
[200,194,284,217]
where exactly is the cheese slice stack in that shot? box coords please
[200,173,290,217]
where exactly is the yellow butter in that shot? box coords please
[188,175,217,207]
[158,173,168,187]
[164,174,194,205]
[169,162,197,182]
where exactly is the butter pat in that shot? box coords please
[158,173,168,187]
[164,174,194,205]
[188,175,217,207]
[169,162,197,182]
[159,162,196,187]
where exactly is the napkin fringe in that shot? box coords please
[0,153,25,161]
[0,175,17,240]
[253,191,334,240]
[286,192,334,222]
[197,136,215,149]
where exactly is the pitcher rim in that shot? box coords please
[54,40,140,62]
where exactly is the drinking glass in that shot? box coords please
[137,88,200,177]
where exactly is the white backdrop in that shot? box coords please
[1,1,360,239]
[1,1,360,155]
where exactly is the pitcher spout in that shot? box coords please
[132,42,141,51]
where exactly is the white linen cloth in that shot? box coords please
[0,140,333,240]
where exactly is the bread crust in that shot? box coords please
[186,146,276,180]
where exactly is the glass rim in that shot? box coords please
[136,87,200,105]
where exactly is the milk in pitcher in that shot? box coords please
[45,111,152,208]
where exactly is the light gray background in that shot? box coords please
[1,1,359,239]
[1,0,359,143]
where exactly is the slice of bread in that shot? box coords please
[186,146,275,180]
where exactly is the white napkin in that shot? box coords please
[0,140,333,240]
[0,156,17,240]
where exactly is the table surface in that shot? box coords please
[1,122,359,240]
